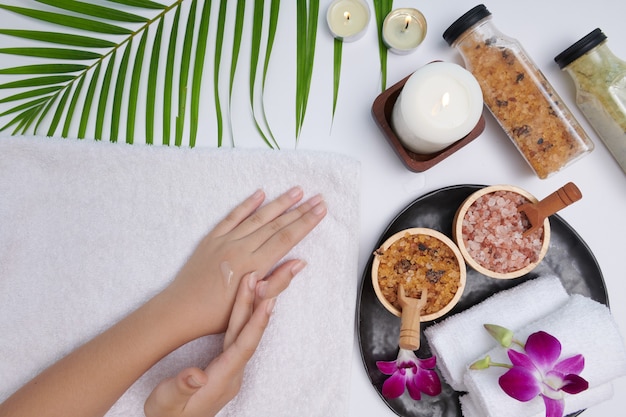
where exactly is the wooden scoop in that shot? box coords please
[518,182,582,236]
[397,285,428,351]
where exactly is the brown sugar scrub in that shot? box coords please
[443,5,594,179]
[454,185,551,279]
[372,228,466,321]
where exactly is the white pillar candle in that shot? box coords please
[391,62,484,154]
[382,8,427,54]
[326,0,370,42]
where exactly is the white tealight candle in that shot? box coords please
[391,62,484,154]
[382,8,427,54]
[326,0,370,42]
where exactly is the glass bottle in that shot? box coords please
[443,4,594,179]
[555,28,626,174]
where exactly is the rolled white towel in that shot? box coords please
[424,275,569,391]
[460,384,614,417]
[464,294,626,417]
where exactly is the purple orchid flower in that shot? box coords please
[498,331,589,417]
[376,349,442,400]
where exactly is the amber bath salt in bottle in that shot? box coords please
[555,28,626,174]
[443,4,594,179]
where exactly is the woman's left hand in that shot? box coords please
[144,259,302,417]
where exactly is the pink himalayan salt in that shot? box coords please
[461,191,544,274]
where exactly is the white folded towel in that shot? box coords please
[424,275,569,391]
[459,384,614,417]
[464,294,626,417]
[0,136,361,417]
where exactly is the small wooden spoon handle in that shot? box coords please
[535,182,582,219]
[398,286,427,351]
[520,182,582,229]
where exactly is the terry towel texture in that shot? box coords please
[424,275,569,391]
[0,136,361,417]
[464,294,626,417]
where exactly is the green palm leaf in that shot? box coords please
[0,5,133,35]
[35,0,149,23]
[0,86,63,104]
[0,30,115,48]
[189,0,212,148]
[332,38,342,127]
[373,0,393,91]
[107,0,167,9]
[175,0,197,147]
[0,48,102,60]
[63,74,86,137]
[146,17,164,145]
[0,64,88,75]
[0,0,307,148]
[295,0,319,142]
[248,0,280,149]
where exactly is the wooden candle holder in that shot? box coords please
[371,73,486,172]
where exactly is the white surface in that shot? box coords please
[1,0,625,416]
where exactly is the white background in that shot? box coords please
[1,0,625,416]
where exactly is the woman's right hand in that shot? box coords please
[159,186,327,340]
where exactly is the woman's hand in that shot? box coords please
[160,186,327,340]
[144,263,296,417]
[0,186,325,417]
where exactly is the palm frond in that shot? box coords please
[373,0,393,91]
[0,0,334,148]
[332,38,342,128]
[249,0,280,149]
[295,0,319,142]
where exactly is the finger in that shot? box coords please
[256,259,306,302]
[209,189,266,237]
[144,367,208,417]
[216,297,276,378]
[228,186,304,240]
[253,197,327,265]
[245,194,323,250]
[224,272,258,349]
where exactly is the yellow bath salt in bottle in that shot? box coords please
[555,28,626,175]
[443,4,594,179]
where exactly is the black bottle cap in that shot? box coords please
[554,28,607,69]
[443,4,492,46]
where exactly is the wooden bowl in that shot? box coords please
[371,227,467,321]
[453,185,551,279]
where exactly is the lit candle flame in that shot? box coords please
[344,11,351,22]
[403,16,411,31]
[431,92,451,116]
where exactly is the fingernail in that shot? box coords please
[257,280,268,298]
[288,186,303,199]
[266,298,277,315]
[251,189,264,201]
[306,194,323,207]
[291,260,307,276]
[186,375,204,389]
[312,200,327,216]
[248,272,258,291]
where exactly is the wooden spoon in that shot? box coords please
[397,285,428,350]
[518,182,582,236]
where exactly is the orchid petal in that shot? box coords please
[561,374,589,395]
[414,368,442,396]
[508,349,536,369]
[405,374,423,401]
[418,355,437,369]
[542,394,565,417]
[499,367,541,401]
[525,331,561,370]
[553,354,585,376]
[381,372,406,399]
[376,360,398,375]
